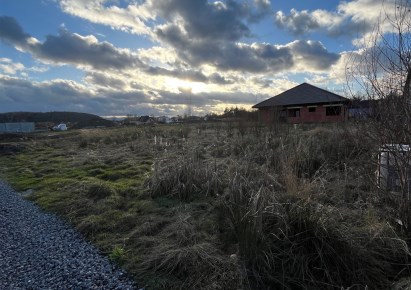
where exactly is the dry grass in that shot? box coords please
[146,152,224,201]
[1,122,411,289]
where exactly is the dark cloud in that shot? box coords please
[0,16,242,84]
[157,24,266,71]
[0,75,263,115]
[144,65,234,84]
[209,73,235,85]
[153,0,252,41]
[157,23,339,73]
[252,77,273,88]
[0,16,30,46]
[84,72,127,89]
[31,29,143,69]
[0,76,93,107]
[0,76,150,115]
[153,1,339,74]
[290,40,340,70]
[154,89,264,107]
[0,17,142,70]
[144,65,207,82]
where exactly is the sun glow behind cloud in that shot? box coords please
[165,77,209,94]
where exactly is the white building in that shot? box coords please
[0,122,35,133]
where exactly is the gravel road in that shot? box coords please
[0,181,136,290]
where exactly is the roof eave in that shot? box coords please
[253,100,348,109]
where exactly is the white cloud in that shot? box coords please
[274,0,407,44]
[0,58,25,75]
[59,0,153,35]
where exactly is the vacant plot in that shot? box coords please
[1,122,411,289]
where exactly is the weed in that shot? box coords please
[109,245,126,265]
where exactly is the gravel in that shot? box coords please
[0,181,136,290]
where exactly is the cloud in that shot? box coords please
[58,0,152,35]
[84,72,127,89]
[0,16,31,46]
[274,0,402,40]
[0,16,242,86]
[0,58,25,75]
[0,17,143,70]
[254,0,271,9]
[58,0,272,41]
[156,23,339,73]
[55,1,339,75]
[289,40,340,70]
[0,75,150,114]
[0,74,266,115]
[275,9,320,35]
[153,0,253,41]
[31,28,143,69]
[209,73,235,85]
[144,65,235,85]
[144,65,207,82]
[0,75,92,105]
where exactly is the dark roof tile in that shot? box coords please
[253,83,348,108]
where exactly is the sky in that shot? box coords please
[0,0,406,116]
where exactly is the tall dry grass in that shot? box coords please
[143,122,411,289]
[224,162,410,289]
[145,153,224,201]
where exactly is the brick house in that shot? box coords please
[252,83,349,124]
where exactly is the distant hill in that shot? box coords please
[0,112,115,128]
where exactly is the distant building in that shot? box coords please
[348,99,373,119]
[0,122,35,133]
[53,123,68,131]
[157,116,172,124]
[252,83,349,124]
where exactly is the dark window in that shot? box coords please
[276,110,286,122]
[326,106,341,116]
[288,108,300,117]
[308,107,316,112]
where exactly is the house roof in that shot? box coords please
[252,83,348,108]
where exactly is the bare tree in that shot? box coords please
[346,0,411,230]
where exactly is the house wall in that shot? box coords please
[259,107,284,124]
[287,105,347,124]
[259,105,347,124]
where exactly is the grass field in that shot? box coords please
[1,122,411,289]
